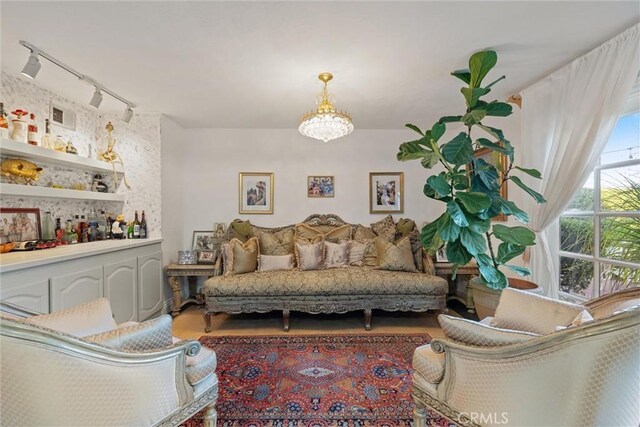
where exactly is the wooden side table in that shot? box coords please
[434,262,479,313]
[165,264,218,317]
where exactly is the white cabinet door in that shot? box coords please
[104,258,137,324]
[137,251,163,320]
[0,269,50,314]
[51,266,103,312]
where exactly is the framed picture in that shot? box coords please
[468,148,508,221]
[436,246,449,263]
[213,222,227,240]
[307,175,334,198]
[0,208,41,243]
[49,101,76,131]
[239,172,274,214]
[192,230,215,251]
[197,250,218,264]
[369,172,404,214]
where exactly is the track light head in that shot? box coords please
[89,88,103,108]
[122,106,133,123]
[21,51,41,79]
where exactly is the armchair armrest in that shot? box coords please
[585,287,640,319]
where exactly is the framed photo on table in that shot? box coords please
[436,246,449,263]
[239,172,274,214]
[369,172,404,214]
[0,208,41,243]
[192,230,214,251]
[467,148,508,221]
[307,175,334,198]
[197,250,218,264]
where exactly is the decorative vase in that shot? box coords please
[10,118,27,143]
[469,276,543,320]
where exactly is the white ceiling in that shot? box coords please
[1,1,638,129]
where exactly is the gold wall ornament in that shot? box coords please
[0,158,43,185]
[99,121,131,189]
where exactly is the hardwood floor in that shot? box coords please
[172,304,448,340]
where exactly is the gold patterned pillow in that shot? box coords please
[347,240,367,266]
[257,228,294,255]
[362,228,395,267]
[228,219,252,242]
[324,241,349,269]
[375,235,418,272]
[295,239,324,271]
[295,223,352,243]
[353,225,376,241]
[228,237,259,274]
[370,215,395,236]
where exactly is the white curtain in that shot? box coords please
[519,23,640,298]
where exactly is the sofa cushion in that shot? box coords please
[228,237,259,274]
[491,288,586,334]
[24,298,116,338]
[295,223,352,243]
[370,215,395,236]
[85,315,174,350]
[228,219,252,242]
[362,229,394,267]
[204,267,447,297]
[376,235,417,272]
[396,218,416,236]
[324,241,349,268]
[257,227,294,255]
[353,225,376,241]
[347,240,366,266]
[295,239,324,271]
[258,254,295,272]
[413,344,445,384]
[439,314,539,346]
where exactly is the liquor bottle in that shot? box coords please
[133,211,140,238]
[41,119,53,149]
[55,218,63,243]
[139,210,147,239]
[127,221,134,239]
[78,215,87,243]
[42,211,55,240]
[27,113,38,146]
[106,213,113,240]
[0,102,8,139]
[98,210,107,240]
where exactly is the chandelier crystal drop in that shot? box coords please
[299,72,354,142]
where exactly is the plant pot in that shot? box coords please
[469,276,543,320]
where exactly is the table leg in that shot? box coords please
[168,276,182,317]
[364,309,372,331]
[203,310,212,333]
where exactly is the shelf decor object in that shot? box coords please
[299,72,354,142]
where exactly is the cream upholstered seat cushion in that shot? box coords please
[438,314,540,346]
[205,266,447,297]
[490,288,586,334]
[85,315,174,350]
[24,297,117,337]
[413,344,445,384]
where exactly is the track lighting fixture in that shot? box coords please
[122,106,133,123]
[19,41,136,121]
[89,88,103,108]
[21,51,41,79]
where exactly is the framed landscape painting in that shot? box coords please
[239,172,274,214]
[468,148,508,221]
[307,176,334,198]
[0,208,41,243]
[370,172,404,214]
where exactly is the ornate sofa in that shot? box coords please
[203,214,448,332]
[411,287,640,427]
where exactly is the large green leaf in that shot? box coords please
[483,101,512,117]
[460,228,487,256]
[475,138,513,157]
[493,224,536,246]
[461,87,490,109]
[439,115,463,124]
[514,166,542,179]
[462,109,487,126]
[447,200,470,227]
[442,133,474,165]
[420,217,442,250]
[431,122,446,142]
[446,239,473,265]
[506,264,532,277]
[450,172,470,191]
[451,69,471,84]
[438,214,461,242]
[469,50,497,88]
[477,124,505,140]
[427,174,452,197]
[496,242,526,264]
[397,141,429,161]
[456,192,491,213]
[472,158,500,191]
[423,181,451,201]
[467,215,491,234]
[405,123,423,136]
[420,152,440,169]
[500,200,529,223]
[511,176,547,203]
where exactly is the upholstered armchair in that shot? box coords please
[412,287,640,427]
[0,298,218,426]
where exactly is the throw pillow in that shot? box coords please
[491,288,586,335]
[396,218,416,236]
[221,243,232,275]
[295,223,352,243]
[324,241,349,268]
[353,225,376,241]
[84,315,173,351]
[375,235,417,272]
[439,314,540,346]
[295,239,324,271]
[258,254,295,272]
[228,219,252,242]
[370,215,395,236]
[362,228,395,267]
[24,298,117,337]
[257,227,294,255]
[398,229,423,272]
[347,240,367,266]
[228,237,259,274]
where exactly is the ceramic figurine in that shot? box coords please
[65,140,78,154]
[53,135,66,152]
[100,122,131,189]
[9,109,29,143]
[111,214,126,239]
[90,174,108,193]
[1,158,43,185]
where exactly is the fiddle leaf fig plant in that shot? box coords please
[397,50,547,290]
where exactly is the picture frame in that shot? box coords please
[197,250,218,264]
[307,175,334,198]
[436,246,449,263]
[369,172,404,214]
[192,230,215,251]
[49,101,76,131]
[178,250,197,265]
[239,172,274,214]
[0,208,41,243]
[468,147,508,221]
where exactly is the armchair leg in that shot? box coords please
[203,310,212,333]
[364,309,372,331]
[283,309,290,332]
[413,398,427,427]
[202,403,217,427]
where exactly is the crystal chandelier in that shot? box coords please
[299,72,354,142]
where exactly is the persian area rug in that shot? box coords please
[183,334,451,427]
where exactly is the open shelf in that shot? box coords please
[0,183,125,202]
[0,138,124,174]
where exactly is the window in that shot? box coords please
[559,112,640,300]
